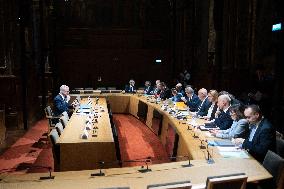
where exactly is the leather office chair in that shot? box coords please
[262,150,284,189]
[85,87,93,90]
[55,122,64,136]
[205,173,247,189]
[97,87,107,90]
[276,138,284,158]
[70,90,80,94]
[84,90,93,94]
[44,106,61,132]
[62,111,69,121]
[147,180,192,189]
[49,128,60,171]
[60,115,69,129]
[74,88,84,90]
[108,87,117,90]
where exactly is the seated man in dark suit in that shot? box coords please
[144,81,154,95]
[204,94,233,130]
[153,80,161,95]
[158,82,172,100]
[181,86,201,112]
[125,79,136,93]
[175,83,185,96]
[233,105,275,162]
[53,85,71,116]
[193,88,211,117]
[171,88,183,102]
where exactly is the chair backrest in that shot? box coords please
[55,122,64,136]
[74,88,84,90]
[84,90,93,94]
[276,138,284,158]
[70,90,80,94]
[147,180,192,189]
[85,87,93,90]
[62,111,69,121]
[263,150,284,188]
[49,128,60,169]
[60,115,69,128]
[206,173,247,189]
[97,87,107,90]
[49,129,60,146]
[45,106,53,117]
[108,87,117,90]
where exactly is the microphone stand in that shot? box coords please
[199,139,206,149]
[91,161,105,176]
[40,167,55,180]
[138,158,152,173]
[192,131,199,138]
[206,148,215,164]
[170,156,193,168]
[180,155,193,168]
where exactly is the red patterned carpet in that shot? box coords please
[113,114,169,167]
[0,119,53,174]
[0,114,169,174]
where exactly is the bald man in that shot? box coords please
[205,94,233,130]
[196,88,211,116]
[54,85,71,116]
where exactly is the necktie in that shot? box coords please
[248,124,257,142]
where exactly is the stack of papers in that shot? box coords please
[219,151,250,159]
[217,146,250,158]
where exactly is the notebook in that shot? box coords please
[214,140,235,147]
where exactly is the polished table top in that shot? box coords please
[58,98,114,144]
[0,94,272,188]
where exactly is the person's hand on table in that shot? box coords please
[232,138,245,146]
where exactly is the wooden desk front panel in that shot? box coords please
[58,98,117,171]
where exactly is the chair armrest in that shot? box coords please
[46,115,61,119]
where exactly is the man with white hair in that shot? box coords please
[175,83,185,96]
[54,85,71,116]
[181,86,200,112]
[196,88,211,116]
[205,94,233,130]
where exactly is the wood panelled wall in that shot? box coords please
[0,0,283,132]
[53,0,172,89]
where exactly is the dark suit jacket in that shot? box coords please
[242,118,275,162]
[209,103,218,120]
[53,94,69,116]
[197,97,211,116]
[160,88,172,100]
[205,109,233,130]
[214,110,233,130]
[125,85,136,93]
[185,94,201,112]
[144,86,154,95]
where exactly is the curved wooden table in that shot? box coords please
[0,93,272,189]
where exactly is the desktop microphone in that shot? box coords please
[206,148,215,164]
[138,157,152,173]
[91,161,105,176]
[39,167,55,180]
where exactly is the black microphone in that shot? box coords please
[91,161,105,176]
[138,157,152,173]
[206,148,215,164]
[40,167,55,180]
[199,139,206,149]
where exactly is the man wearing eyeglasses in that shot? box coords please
[233,105,275,162]
[125,79,136,93]
[54,85,71,116]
